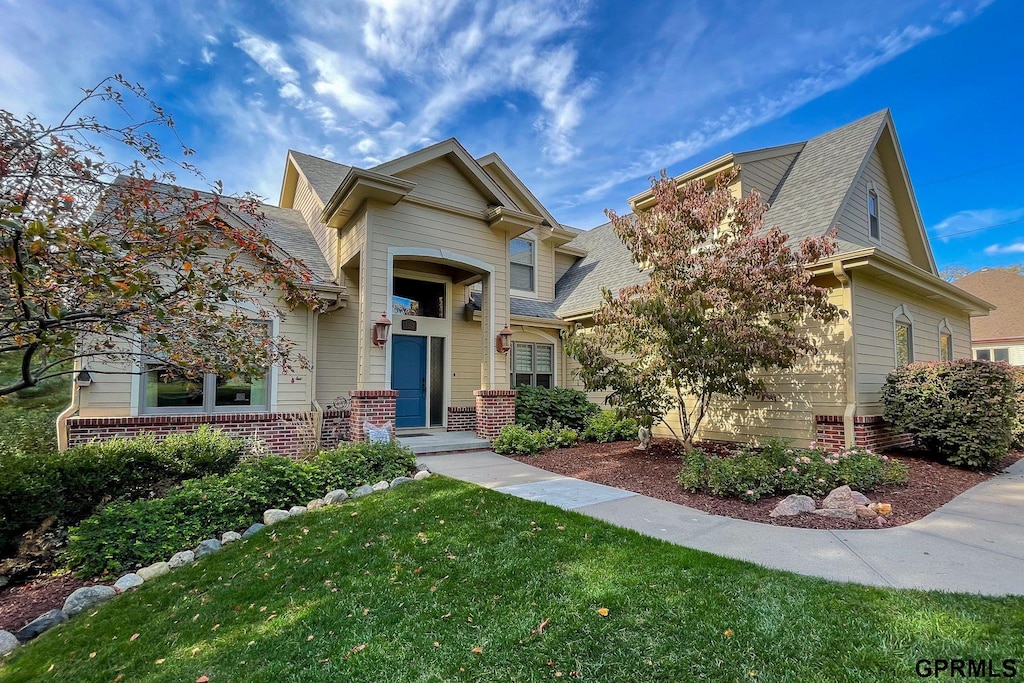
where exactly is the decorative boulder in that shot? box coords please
[352,484,374,498]
[307,499,324,511]
[851,491,870,506]
[415,464,431,474]
[324,489,349,505]
[768,494,816,518]
[822,485,857,511]
[221,531,242,544]
[113,573,144,593]
[137,562,170,581]
[194,539,222,558]
[15,609,67,642]
[263,509,290,525]
[0,629,19,655]
[855,506,878,519]
[869,502,893,517]
[414,470,431,481]
[63,585,116,618]
[372,480,390,492]
[390,476,414,488]
[288,505,308,516]
[811,508,858,521]
[242,523,266,538]
[168,550,195,569]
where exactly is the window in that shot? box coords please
[868,188,880,241]
[511,342,554,388]
[939,331,953,361]
[975,348,1010,362]
[392,277,445,318]
[510,238,535,292]
[893,305,914,366]
[141,320,271,413]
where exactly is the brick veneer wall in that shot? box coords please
[349,390,399,442]
[474,389,517,441]
[65,410,340,457]
[446,406,477,432]
[320,408,351,449]
[814,415,913,452]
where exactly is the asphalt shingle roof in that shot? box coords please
[468,292,560,320]
[289,150,352,204]
[554,111,889,317]
[953,269,1024,341]
[256,203,335,282]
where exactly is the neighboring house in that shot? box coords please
[953,268,1024,364]
[60,110,991,454]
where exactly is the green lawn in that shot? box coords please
[1,477,1021,682]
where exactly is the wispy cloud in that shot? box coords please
[984,242,1024,255]
[931,207,1024,240]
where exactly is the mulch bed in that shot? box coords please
[0,575,109,633]
[511,439,1022,531]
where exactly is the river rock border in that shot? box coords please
[0,467,432,657]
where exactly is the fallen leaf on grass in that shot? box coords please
[197,677,210,683]
[434,641,441,647]
[89,652,96,658]
[129,633,140,642]
[723,629,734,638]
[596,608,609,617]
[472,646,483,654]
[155,659,166,665]
[537,618,550,634]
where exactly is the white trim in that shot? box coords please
[509,234,538,298]
[510,328,559,388]
[892,304,914,366]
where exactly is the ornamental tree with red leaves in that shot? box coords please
[0,76,323,397]
[565,170,843,450]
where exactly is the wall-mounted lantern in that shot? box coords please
[372,312,392,347]
[495,324,514,354]
[76,367,94,388]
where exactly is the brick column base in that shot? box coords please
[474,389,517,441]
[350,390,399,442]
[446,406,477,432]
[814,415,913,453]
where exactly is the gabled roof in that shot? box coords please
[477,152,560,229]
[286,150,352,205]
[953,268,1023,342]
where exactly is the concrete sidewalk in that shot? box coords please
[418,451,1024,596]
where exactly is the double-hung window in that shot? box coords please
[510,237,536,293]
[868,188,880,241]
[511,342,554,388]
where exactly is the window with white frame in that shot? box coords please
[510,237,536,292]
[893,306,914,366]
[511,342,554,388]
[975,348,1009,363]
[938,321,953,361]
[868,187,880,241]
[141,321,271,413]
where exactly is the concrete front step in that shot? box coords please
[399,431,491,455]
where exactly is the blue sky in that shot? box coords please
[1,0,1021,271]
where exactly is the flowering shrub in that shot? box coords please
[676,439,908,502]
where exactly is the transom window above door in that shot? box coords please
[512,342,554,388]
[392,277,445,318]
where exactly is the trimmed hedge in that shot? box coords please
[677,440,908,502]
[492,424,579,455]
[0,427,244,555]
[1011,367,1024,451]
[515,386,599,431]
[881,360,1016,468]
[64,441,416,576]
[583,411,639,443]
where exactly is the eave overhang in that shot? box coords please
[487,205,542,238]
[320,169,416,228]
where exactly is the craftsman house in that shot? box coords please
[59,110,991,454]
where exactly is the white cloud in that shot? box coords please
[984,243,1024,255]
[931,208,1024,240]
[297,39,395,127]
[200,47,215,64]
[235,30,300,84]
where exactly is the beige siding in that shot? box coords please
[512,228,555,301]
[837,148,912,261]
[451,283,483,406]
[852,273,972,412]
[554,251,577,284]
[77,347,135,417]
[395,158,489,213]
[740,153,797,201]
[314,294,359,404]
[291,174,337,278]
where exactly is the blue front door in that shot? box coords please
[392,335,427,428]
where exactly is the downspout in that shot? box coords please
[55,376,80,452]
[832,261,858,448]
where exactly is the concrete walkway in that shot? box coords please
[418,451,1024,596]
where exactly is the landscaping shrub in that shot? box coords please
[583,410,639,443]
[881,360,1016,468]
[492,423,579,455]
[677,440,908,502]
[64,441,417,575]
[1011,367,1024,451]
[0,427,245,556]
[515,386,599,431]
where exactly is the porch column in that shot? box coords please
[349,389,398,441]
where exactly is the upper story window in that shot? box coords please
[392,277,445,318]
[510,237,536,293]
[511,342,554,388]
[868,187,880,241]
[893,305,914,366]
[976,348,1010,363]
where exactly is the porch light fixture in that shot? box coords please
[496,324,514,354]
[372,312,392,347]
[76,367,94,387]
